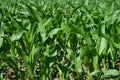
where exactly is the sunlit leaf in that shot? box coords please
[11,29,25,41]
[0,23,4,47]
[48,28,62,38]
[104,69,120,76]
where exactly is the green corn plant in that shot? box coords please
[0,0,120,80]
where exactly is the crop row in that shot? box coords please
[0,0,120,80]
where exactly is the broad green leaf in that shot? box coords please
[99,37,108,55]
[84,35,92,45]
[27,5,41,22]
[18,11,30,17]
[112,42,120,49]
[11,29,25,41]
[66,48,72,60]
[69,22,92,44]
[90,70,101,76]
[75,56,82,72]
[9,15,22,29]
[99,25,108,55]
[100,33,120,49]
[37,18,51,41]
[42,18,51,29]
[93,55,99,70]
[48,28,62,38]
[104,69,120,76]
[104,10,120,24]
[0,73,3,80]
[117,28,120,35]
[69,23,85,36]
[0,23,4,47]
[85,0,89,6]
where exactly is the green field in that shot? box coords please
[0,0,120,80]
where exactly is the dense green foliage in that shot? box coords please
[0,0,120,80]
